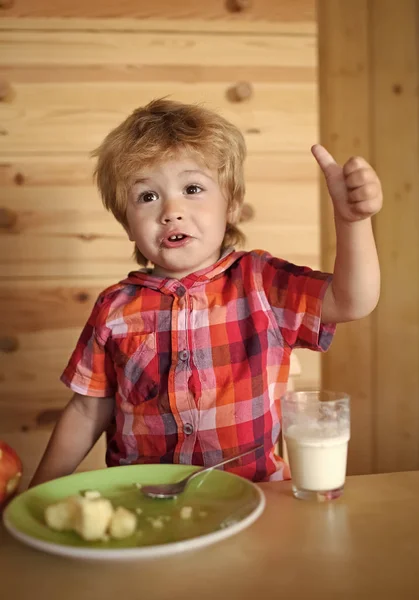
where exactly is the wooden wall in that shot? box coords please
[0,1,319,439]
[319,0,419,475]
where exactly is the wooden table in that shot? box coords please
[1,471,419,599]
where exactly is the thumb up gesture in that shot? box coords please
[311,144,383,223]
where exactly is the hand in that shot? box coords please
[311,144,383,223]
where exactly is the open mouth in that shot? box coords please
[162,233,191,248]
[168,234,187,242]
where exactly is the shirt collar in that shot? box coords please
[119,247,246,292]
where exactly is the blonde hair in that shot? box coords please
[92,98,246,266]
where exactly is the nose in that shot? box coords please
[160,197,184,224]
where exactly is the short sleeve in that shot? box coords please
[257,252,336,352]
[60,295,117,397]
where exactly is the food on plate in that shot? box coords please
[80,489,101,500]
[146,516,166,529]
[0,441,23,510]
[44,491,136,541]
[180,506,193,520]
[72,496,114,541]
[45,490,203,543]
[108,506,137,539]
[44,496,80,532]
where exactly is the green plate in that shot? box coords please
[3,464,265,560]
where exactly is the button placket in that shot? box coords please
[183,423,194,436]
[172,287,195,441]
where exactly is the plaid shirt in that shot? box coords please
[61,249,335,482]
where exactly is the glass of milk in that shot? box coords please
[281,391,350,501]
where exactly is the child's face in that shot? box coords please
[125,155,234,279]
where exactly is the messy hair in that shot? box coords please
[92,98,247,266]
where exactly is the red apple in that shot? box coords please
[0,441,23,510]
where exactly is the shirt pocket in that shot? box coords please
[111,333,159,406]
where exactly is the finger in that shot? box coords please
[349,200,378,217]
[311,144,342,178]
[343,156,373,176]
[348,182,380,204]
[345,168,378,190]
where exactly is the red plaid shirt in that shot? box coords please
[61,249,335,482]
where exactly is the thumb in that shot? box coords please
[311,144,342,179]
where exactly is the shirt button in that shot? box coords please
[184,423,194,436]
[179,350,189,361]
[176,286,186,297]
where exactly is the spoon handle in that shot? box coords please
[186,443,264,483]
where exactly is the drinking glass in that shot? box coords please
[281,391,350,501]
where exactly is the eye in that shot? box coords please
[185,184,203,195]
[138,191,159,203]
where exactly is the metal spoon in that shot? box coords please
[140,444,264,499]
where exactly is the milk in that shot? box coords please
[285,424,350,491]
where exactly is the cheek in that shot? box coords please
[202,198,228,218]
[198,210,227,230]
[126,206,153,230]
[133,222,153,243]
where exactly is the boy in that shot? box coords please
[30,99,382,486]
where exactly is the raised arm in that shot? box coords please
[312,144,382,324]
[29,393,114,488]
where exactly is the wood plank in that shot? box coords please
[0,64,316,84]
[0,81,315,114]
[0,158,95,186]
[0,30,316,67]
[0,330,92,393]
[0,234,135,278]
[371,0,419,472]
[0,81,316,155]
[0,278,116,333]
[317,0,373,475]
[0,1,315,34]
[0,17,315,36]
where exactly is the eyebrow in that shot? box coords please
[181,169,213,179]
[133,169,213,185]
